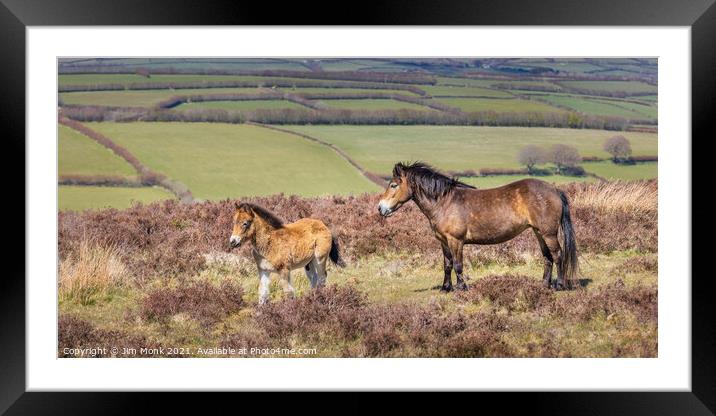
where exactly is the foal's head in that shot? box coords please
[229,203,284,248]
[230,203,256,248]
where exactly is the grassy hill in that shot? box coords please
[59,125,137,178]
[279,125,658,175]
[86,122,380,199]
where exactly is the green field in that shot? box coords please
[60,88,268,107]
[317,99,435,112]
[461,174,596,189]
[435,97,566,113]
[280,125,658,175]
[599,99,657,119]
[86,122,380,199]
[421,85,513,98]
[530,94,656,120]
[177,100,309,111]
[59,185,175,211]
[559,80,657,94]
[58,125,137,177]
[583,161,658,180]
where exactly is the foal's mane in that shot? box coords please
[238,203,284,228]
[393,162,476,200]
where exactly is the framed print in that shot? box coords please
[2,0,713,413]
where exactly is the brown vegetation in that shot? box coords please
[59,80,428,96]
[58,66,437,85]
[140,280,245,327]
[58,174,142,187]
[59,315,162,357]
[58,181,657,282]
[60,104,633,130]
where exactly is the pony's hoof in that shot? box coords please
[440,285,453,293]
[455,282,468,291]
[554,282,567,291]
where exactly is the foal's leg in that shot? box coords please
[278,268,295,299]
[448,239,468,291]
[533,230,554,288]
[440,243,453,292]
[258,269,271,305]
[304,259,319,289]
[314,256,328,287]
[543,235,565,290]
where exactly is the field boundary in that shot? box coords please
[59,174,143,187]
[248,122,387,187]
[58,117,195,203]
[59,79,428,96]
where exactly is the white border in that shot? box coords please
[27,27,690,391]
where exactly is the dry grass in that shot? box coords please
[565,180,657,216]
[59,240,130,305]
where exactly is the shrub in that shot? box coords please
[140,280,245,327]
[630,155,658,162]
[479,167,529,176]
[550,281,657,323]
[250,285,513,357]
[561,165,586,176]
[458,275,554,312]
[58,314,162,357]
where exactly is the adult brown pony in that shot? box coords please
[230,203,345,304]
[378,162,577,291]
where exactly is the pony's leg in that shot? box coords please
[278,268,295,298]
[533,230,554,288]
[258,269,271,305]
[449,239,468,291]
[440,243,453,292]
[543,234,565,290]
[304,260,319,289]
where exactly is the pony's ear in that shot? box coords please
[392,163,404,178]
[234,201,241,210]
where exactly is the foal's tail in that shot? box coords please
[559,191,579,288]
[329,235,346,268]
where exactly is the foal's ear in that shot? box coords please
[234,201,241,210]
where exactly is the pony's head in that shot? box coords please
[377,162,414,217]
[378,162,475,217]
[230,203,256,248]
[230,202,284,248]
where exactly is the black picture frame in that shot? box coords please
[2,0,711,413]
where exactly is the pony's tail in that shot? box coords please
[329,236,346,268]
[559,191,579,288]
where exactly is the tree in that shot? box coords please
[603,135,632,163]
[550,144,581,175]
[518,145,547,174]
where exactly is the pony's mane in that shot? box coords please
[239,203,284,228]
[393,162,475,200]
